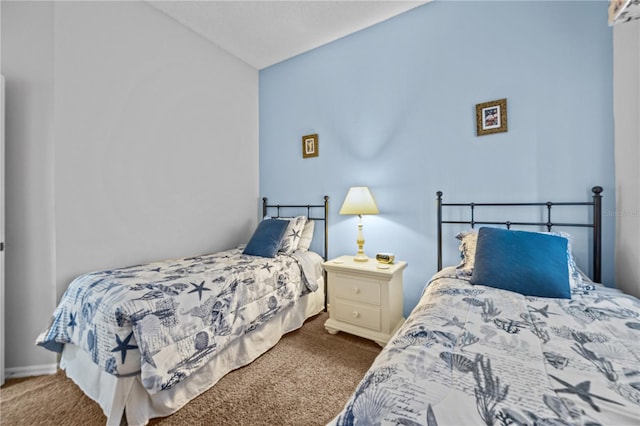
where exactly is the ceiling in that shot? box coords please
[148,1,430,69]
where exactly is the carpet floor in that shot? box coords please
[0,312,381,425]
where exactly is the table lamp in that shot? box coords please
[339,186,379,262]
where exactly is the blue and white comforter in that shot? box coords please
[37,249,317,394]
[332,268,640,425]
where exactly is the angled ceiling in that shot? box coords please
[148,1,430,69]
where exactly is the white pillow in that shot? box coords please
[455,230,477,277]
[278,216,307,254]
[296,220,315,252]
[455,229,583,288]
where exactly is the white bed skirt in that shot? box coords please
[60,278,325,426]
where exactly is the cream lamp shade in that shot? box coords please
[339,187,379,261]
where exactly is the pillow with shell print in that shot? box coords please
[278,216,308,255]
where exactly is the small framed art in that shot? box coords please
[476,98,507,136]
[302,134,318,158]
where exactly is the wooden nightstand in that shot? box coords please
[323,255,407,347]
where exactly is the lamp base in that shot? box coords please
[353,216,369,262]
[353,253,369,262]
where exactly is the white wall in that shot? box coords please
[1,1,259,375]
[1,74,6,386]
[613,19,640,297]
[53,1,259,294]
[1,1,58,373]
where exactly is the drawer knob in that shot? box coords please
[351,287,360,294]
[352,311,360,318]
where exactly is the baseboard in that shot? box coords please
[4,363,58,379]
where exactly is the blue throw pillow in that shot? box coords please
[243,219,289,258]
[470,227,571,299]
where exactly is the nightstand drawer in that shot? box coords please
[333,274,381,305]
[333,299,381,331]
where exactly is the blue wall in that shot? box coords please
[259,1,614,316]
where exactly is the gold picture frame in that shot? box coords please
[302,134,318,158]
[476,98,508,136]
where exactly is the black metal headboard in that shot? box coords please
[436,186,603,282]
[262,196,330,261]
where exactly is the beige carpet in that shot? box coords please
[0,312,381,425]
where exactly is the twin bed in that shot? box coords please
[331,187,640,425]
[36,197,329,426]
[37,188,640,426]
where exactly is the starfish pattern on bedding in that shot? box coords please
[528,304,553,318]
[67,313,77,330]
[188,281,211,301]
[442,316,465,329]
[289,229,301,240]
[550,374,623,412]
[110,331,138,364]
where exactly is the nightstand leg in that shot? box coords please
[325,326,339,335]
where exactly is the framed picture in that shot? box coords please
[476,98,508,136]
[302,134,318,158]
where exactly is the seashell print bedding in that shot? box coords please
[36,248,316,394]
[331,267,640,425]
